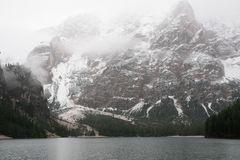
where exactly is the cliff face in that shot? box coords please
[26,36,72,84]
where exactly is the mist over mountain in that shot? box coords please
[20,0,240,136]
[1,0,240,137]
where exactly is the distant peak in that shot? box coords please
[171,0,196,21]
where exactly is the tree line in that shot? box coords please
[81,114,204,137]
[205,100,240,139]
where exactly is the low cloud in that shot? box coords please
[66,34,138,56]
[0,27,51,64]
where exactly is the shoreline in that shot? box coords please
[0,135,206,140]
[167,135,204,138]
[77,135,107,138]
[0,135,12,140]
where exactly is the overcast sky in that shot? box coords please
[0,0,240,63]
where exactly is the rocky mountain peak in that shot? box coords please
[171,0,196,22]
[150,1,203,49]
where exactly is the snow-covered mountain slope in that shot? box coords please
[27,1,240,125]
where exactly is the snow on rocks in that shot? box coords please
[58,103,132,124]
[113,96,135,101]
[146,105,154,118]
[155,99,162,104]
[201,103,210,117]
[128,99,145,114]
[221,56,240,80]
[102,107,118,112]
[39,3,240,125]
[186,95,191,107]
[58,106,86,124]
[168,96,183,117]
[207,102,218,114]
[45,54,89,108]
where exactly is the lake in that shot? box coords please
[0,137,240,160]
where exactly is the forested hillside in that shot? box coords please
[0,64,79,138]
[205,100,240,139]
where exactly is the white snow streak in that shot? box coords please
[155,99,162,104]
[113,96,134,101]
[168,96,183,117]
[207,102,218,114]
[146,105,154,118]
[201,103,210,117]
[186,95,191,107]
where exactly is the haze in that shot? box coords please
[0,0,240,63]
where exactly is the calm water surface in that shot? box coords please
[0,137,240,160]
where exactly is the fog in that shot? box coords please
[0,27,51,64]
[0,0,240,63]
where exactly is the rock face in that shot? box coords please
[28,1,240,126]
[26,37,72,84]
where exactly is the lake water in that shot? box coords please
[0,137,240,160]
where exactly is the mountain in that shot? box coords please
[26,1,240,136]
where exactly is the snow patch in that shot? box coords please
[58,107,86,124]
[168,96,183,117]
[128,99,145,114]
[222,56,240,80]
[59,103,132,124]
[146,84,153,89]
[113,96,134,101]
[102,107,117,112]
[146,105,154,118]
[201,103,210,117]
[46,54,89,108]
[186,95,191,107]
[207,102,218,114]
[155,99,162,104]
